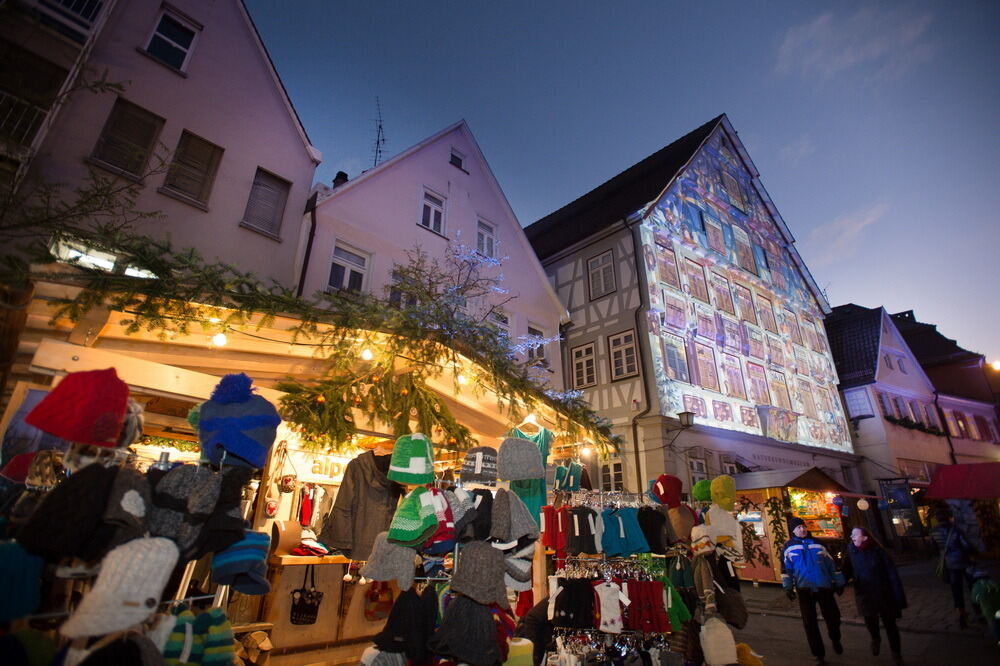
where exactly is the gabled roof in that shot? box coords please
[238,1,321,164]
[525,115,723,260]
[732,466,848,492]
[824,304,883,389]
[890,310,981,365]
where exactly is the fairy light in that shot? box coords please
[360,348,374,361]
[211,332,228,347]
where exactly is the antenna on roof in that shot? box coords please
[372,97,387,168]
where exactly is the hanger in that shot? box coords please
[516,412,541,433]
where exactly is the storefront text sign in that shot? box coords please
[286,448,352,485]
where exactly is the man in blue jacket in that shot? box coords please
[782,517,845,665]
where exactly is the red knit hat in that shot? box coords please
[0,452,36,483]
[25,368,129,447]
[653,474,683,508]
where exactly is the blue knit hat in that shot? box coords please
[211,529,270,595]
[199,374,281,469]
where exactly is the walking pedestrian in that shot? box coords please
[781,516,845,666]
[842,527,907,664]
[930,506,977,628]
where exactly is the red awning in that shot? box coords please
[925,462,1000,500]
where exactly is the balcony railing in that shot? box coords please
[19,0,105,43]
[0,90,47,148]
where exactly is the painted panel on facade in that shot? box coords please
[642,128,851,452]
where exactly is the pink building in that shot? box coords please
[3,0,321,286]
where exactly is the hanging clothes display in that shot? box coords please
[506,425,553,526]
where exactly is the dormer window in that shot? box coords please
[449,149,465,170]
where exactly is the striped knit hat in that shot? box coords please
[211,530,270,595]
[387,487,438,546]
[387,433,434,485]
[460,446,498,483]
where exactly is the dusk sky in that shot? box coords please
[246,0,999,362]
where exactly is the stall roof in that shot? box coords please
[733,467,849,492]
[926,462,1000,500]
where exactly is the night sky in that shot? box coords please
[245,0,999,362]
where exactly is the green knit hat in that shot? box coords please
[387,432,435,484]
[387,487,438,545]
[692,479,712,502]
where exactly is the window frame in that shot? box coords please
[526,324,546,363]
[601,460,625,491]
[90,98,165,178]
[683,258,710,303]
[144,8,201,72]
[240,167,290,239]
[661,332,691,383]
[693,341,720,392]
[476,218,496,258]
[587,250,616,300]
[419,190,446,236]
[449,148,465,170]
[571,342,597,389]
[710,271,736,315]
[608,329,639,381]
[160,130,223,206]
[688,457,709,485]
[326,240,370,294]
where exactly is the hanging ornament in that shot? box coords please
[856,498,870,511]
[315,394,326,404]
[433,402,441,413]
[344,414,353,422]
[409,407,418,418]
[400,388,409,397]
[447,436,457,446]
[353,396,363,406]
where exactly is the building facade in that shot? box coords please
[526,115,858,494]
[300,120,568,389]
[3,0,321,286]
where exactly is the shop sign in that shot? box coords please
[286,448,352,484]
[879,478,923,537]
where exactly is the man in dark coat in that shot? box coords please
[842,527,906,664]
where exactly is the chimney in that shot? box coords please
[332,171,349,188]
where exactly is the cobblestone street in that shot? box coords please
[734,557,999,664]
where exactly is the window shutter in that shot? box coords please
[165,132,222,202]
[93,101,163,175]
[243,170,289,236]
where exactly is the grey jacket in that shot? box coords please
[319,451,402,560]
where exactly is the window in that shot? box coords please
[526,325,546,363]
[710,272,735,315]
[732,225,756,274]
[844,389,874,418]
[898,358,908,374]
[733,284,757,326]
[694,342,720,392]
[162,131,222,205]
[722,461,740,476]
[745,324,765,359]
[876,391,896,418]
[662,292,686,330]
[388,269,418,309]
[954,411,973,439]
[704,215,726,254]
[91,99,164,176]
[327,242,368,292]
[746,362,770,405]
[799,380,818,419]
[662,334,690,383]
[488,310,510,338]
[722,171,746,211]
[757,295,778,333]
[689,458,708,485]
[695,307,716,341]
[883,354,894,370]
[588,250,616,299]
[974,415,994,443]
[572,343,597,388]
[145,10,199,71]
[420,191,445,235]
[601,461,624,491]
[241,168,289,237]
[966,414,982,440]
[722,354,746,400]
[944,410,961,438]
[768,371,792,410]
[609,331,639,380]
[898,459,932,483]
[924,404,940,429]
[476,220,495,258]
[683,259,710,303]
[449,148,465,170]
[783,309,803,346]
[656,244,681,289]
[720,317,741,353]
[766,336,785,367]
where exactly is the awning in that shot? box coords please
[732,466,849,493]
[925,462,1000,500]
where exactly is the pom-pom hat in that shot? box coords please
[198,373,281,469]
[25,368,128,447]
[387,433,434,485]
[61,537,179,638]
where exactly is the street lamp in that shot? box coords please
[678,411,695,428]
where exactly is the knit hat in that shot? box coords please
[710,475,737,511]
[653,474,683,507]
[700,617,738,666]
[62,537,179,638]
[198,373,281,469]
[692,479,712,502]
[24,368,129,446]
[197,464,253,558]
[646,479,663,505]
[460,446,498,483]
[361,532,418,590]
[149,464,222,559]
[162,608,197,663]
[450,541,508,606]
[491,489,540,548]
[449,488,479,540]
[0,541,43,623]
[387,487,438,545]
[0,452,35,484]
[102,465,151,550]
[788,516,805,532]
[503,539,536,591]
[387,433,434,484]
[211,529,271,594]
[17,461,118,562]
[428,594,502,665]
[421,488,456,554]
[189,607,235,665]
[497,438,543,481]
[469,488,494,540]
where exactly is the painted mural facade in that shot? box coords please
[641,130,852,452]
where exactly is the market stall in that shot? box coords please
[926,462,1000,557]
[730,467,849,583]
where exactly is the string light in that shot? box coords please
[360,348,374,361]
[211,332,228,347]
[581,446,592,456]
[456,374,468,385]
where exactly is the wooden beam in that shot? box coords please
[67,304,111,347]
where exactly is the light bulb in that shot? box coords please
[211,332,228,347]
[360,348,374,361]
[581,446,592,456]
[457,374,468,385]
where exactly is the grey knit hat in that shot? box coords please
[149,464,221,558]
[504,539,535,589]
[427,594,502,665]
[449,488,478,541]
[490,489,540,548]
[460,446,498,484]
[450,541,507,606]
[102,466,151,550]
[360,532,418,591]
[497,438,543,481]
